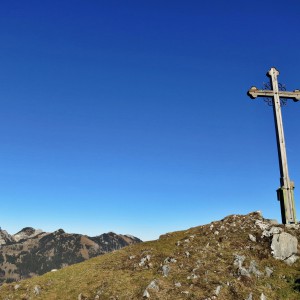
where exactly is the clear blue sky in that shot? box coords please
[1,1,300,241]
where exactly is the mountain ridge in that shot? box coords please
[0,211,299,299]
[0,212,300,300]
[0,227,142,285]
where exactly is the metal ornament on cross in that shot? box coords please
[247,67,299,224]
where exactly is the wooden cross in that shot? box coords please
[247,67,299,224]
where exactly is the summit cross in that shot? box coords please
[247,67,300,224]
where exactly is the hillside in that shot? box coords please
[0,227,141,285]
[0,212,299,299]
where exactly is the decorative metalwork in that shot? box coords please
[263,82,288,106]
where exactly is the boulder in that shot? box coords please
[271,232,298,263]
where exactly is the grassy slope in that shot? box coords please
[0,212,299,300]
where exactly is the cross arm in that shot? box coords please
[247,86,300,102]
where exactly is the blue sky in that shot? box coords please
[0,1,300,241]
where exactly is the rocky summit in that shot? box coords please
[0,227,141,285]
[0,212,300,299]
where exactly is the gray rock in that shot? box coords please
[255,220,270,231]
[34,285,41,295]
[143,289,150,298]
[248,234,256,242]
[260,293,267,300]
[265,266,273,277]
[262,226,282,238]
[164,257,177,264]
[162,265,170,277]
[147,280,159,291]
[271,232,298,262]
[233,255,245,269]
[285,254,299,265]
[139,255,151,267]
[215,285,222,296]
[246,293,253,300]
[249,260,262,277]
[174,282,181,287]
[239,267,251,277]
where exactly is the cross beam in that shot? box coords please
[247,67,298,224]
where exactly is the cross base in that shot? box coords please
[276,183,297,224]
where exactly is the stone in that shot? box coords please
[262,226,282,238]
[233,255,245,269]
[246,293,253,300]
[255,220,270,231]
[14,284,20,290]
[260,293,267,300]
[249,260,262,277]
[215,285,221,296]
[78,293,86,300]
[139,258,147,267]
[174,282,181,287]
[147,280,159,291]
[139,255,151,267]
[164,257,177,264]
[271,232,298,262]
[285,254,299,265]
[265,266,273,277]
[34,285,41,295]
[239,267,251,277]
[143,289,150,298]
[248,234,256,242]
[162,265,170,277]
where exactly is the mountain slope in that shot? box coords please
[0,228,141,285]
[0,212,299,299]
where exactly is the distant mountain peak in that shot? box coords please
[13,227,44,242]
[0,227,142,285]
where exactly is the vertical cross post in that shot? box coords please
[247,67,300,224]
